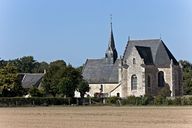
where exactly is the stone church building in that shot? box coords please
[82,23,183,98]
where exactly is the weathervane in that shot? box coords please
[110,14,113,31]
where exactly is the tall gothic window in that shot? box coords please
[131,75,137,90]
[147,75,151,87]
[158,71,164,87]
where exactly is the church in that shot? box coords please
[82,23,183,98]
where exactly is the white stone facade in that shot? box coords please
[88,83,121,97]
[119,51,183,98]
[82,24,183,98]
[86,40,183,98]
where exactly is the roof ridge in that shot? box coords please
[122,40,130,59]
[135,45,151,48]
[130,38,161,41]
[87,58,104,61]
[154,40,163,63]
[82,59,88,74]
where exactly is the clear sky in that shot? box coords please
[0,0,192,67]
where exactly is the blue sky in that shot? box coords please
[0,0,192,67]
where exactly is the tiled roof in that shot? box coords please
[82,39,178,84]
[123,39,178,67]
[19,73,44,88]
[82,59,119,84]
[135,46,154,65]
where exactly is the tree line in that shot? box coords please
[0,56,89,99]
[180,60,192,95]
[0,56,192,98]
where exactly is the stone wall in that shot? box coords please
[87,83,120,97]
[120,46,183,97]
[145,65,183,97]
[122,46,146,97]
[145,65,159,96]
[86,64,182,98]
[171,65,183,96]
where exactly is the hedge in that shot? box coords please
[1,96,192,107]
[0,97,74,107]
[106,96,192,106]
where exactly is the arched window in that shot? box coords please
[158,71,164,87]
[147,75,151,87]
[131,75,137,90]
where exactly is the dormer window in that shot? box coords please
[133,58,136,64]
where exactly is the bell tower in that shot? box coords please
[105,15,118,64]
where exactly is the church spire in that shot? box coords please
[109,15,115,50]
[105,15,118,64]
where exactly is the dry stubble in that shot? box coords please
[0,106,192,128]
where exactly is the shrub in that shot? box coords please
[120,96,137,105]
[140,95,154,105]
[29,87,44,97]
[187,97,192,105]
[158,86,171,97]
[90,97,103,105]
[106,96,119,105]
[174,97,182,105]
[0,97,70,107]
[154,96,165,105]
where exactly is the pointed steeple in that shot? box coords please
[108,18,115,51]
[105,15,118,64]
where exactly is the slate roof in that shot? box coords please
[82,59,119,84]
[135,46,154,65]
[123,39,178,67]
[19,73,44,88]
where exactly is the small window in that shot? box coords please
[133,58,136,64]
[117,93,120,97]
[158,71,164,87]
[131,75,137,90]
[100,84,103,92]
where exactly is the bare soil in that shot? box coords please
[0,106,192,128]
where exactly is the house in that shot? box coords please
[82,23,183,98]
[18,73,45,89]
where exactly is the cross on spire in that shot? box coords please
[110,14,113,29]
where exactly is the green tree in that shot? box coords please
[20,56,36,73]
[7,56,48,73]
[32,61,49,73]
[77,79,90,98]
[58,77,75,97]
[42,60,67,97]
[11,56,36,73]
[63,65,82,87]
[179,60,192,95]
[29,87,44,97]
[0,63,24,97]
[76,66,83,73]
[0,59,7,68]
[42,60,82,98]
